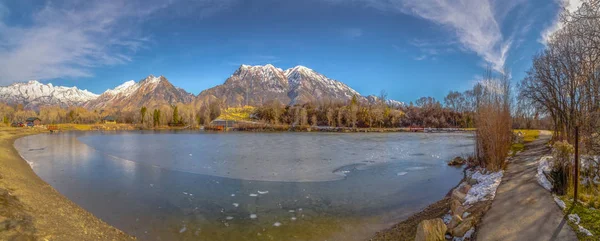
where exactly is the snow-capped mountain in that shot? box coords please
[0,65,403,110]
[197,64,291,106]
[0,80,98,109]
[198,64,366,106]
[285,65,360,104]
[85,75,194,111]
[366,95,405,107]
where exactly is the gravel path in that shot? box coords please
[476,133,578,241]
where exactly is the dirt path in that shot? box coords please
[0,128,133,241]
[476,133,577,241]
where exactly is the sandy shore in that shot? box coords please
[0,127,133,241]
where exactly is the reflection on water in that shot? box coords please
[15,131,473,241]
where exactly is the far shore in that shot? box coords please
[28,122,476,133]
[0,127,134,241]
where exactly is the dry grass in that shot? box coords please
[474,80,512,171]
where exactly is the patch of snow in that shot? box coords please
[179,226,187,233]
[104,80,138,96]
[273,222,282,227]
[250,214,257,219]
[249,193,258,197]
[232,203,239,207]
[462,212,471,219]
[452,228,475,241]
[226,216,234,220]
[406,166,428,171]
[442,212,452,224]
[464,171,504,205]
[231,194,235,197]
[257,190,269,195]
[537,156,553,191]
[396,172,408,176]
[553,195,566,210]
[568,214,580,224]
[579,225,593,236]
[291,217,297,221]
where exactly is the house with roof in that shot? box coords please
[26,117,41,127]
[102,116,117,124]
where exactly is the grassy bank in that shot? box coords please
[510,129,540,155]
[0,127,133,240]
[558,196,600,240]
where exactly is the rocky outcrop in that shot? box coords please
[415,218,447,241]
[448,156,466,166]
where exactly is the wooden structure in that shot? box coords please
[25,117,41,127]
[208,119,237,131]
[102,116,117,124]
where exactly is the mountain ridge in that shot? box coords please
[0,65,404,110]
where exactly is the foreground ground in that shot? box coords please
[476,131,578,240]
[0,127,133,240]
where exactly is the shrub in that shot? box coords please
[473,73,512,171]
[551,141,574,195]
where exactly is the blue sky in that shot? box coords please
[0,0,579,103]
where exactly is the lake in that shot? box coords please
[15,131,474,241]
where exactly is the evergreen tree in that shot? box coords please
[140,106,147,124]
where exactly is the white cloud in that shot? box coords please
[541,0,583,44]
[326,0,525,73]
[0,0,232,85]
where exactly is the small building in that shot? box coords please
[209,119,237,131]
[102,116,117,124]
[25,117,41,127]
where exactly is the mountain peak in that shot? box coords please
[104,80,138,96]
[143,75,163,84]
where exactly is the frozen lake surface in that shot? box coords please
[15,131,474,241]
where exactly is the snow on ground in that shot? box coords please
[553,195,566,210]
[579,225,593,236]
[453,228,474,241]
[464,171,504,205]
[569,214,594,236]
[568,214,581,224]
[442,212,452,224]
[537,156,553,191]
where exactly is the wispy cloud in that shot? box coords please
[326,0,527,73]
[341,28,363,39]
[0,0,232,85]
[540,0,583,44]
[408,38,456,61]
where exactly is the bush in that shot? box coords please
[473,74,512,171]
[551,141,574,195]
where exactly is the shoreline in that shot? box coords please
[44,123,475,133]
[0,127,134,240]
[369,169,473,240]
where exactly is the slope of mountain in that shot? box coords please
[197,64,291,106]
[285,66,360,104]
[85,75,194,111]
[0,80,98,109]
[198,64,364,106]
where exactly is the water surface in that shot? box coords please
[15,131,473,240]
